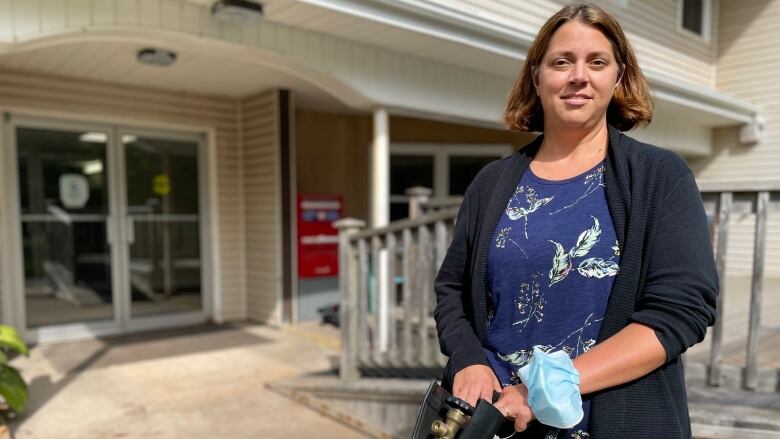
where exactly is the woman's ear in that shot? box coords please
[532,66,540,90]
[616,63,625,85]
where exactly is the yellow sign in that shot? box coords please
[153,174,170,196]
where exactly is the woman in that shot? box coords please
[433,3,718,438]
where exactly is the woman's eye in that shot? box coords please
[553,59,570,66]
[591,59,607,67]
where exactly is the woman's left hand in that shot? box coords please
[493,384,535,432]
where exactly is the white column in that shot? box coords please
[371,107,391,352]
[371,107,389,228]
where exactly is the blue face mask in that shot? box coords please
[517,347,583,429]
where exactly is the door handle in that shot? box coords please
[127,216,135,245]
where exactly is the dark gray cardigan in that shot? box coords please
[434,125,718,438]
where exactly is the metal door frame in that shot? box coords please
[1,114,214,343]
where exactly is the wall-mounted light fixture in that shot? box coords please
[211,0,264,23]
[137,48,177,67]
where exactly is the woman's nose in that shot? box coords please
[569,63,588,84]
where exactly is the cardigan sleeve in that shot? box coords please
[434,188,491,375]
[630,171,718,362]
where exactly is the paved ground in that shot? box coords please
[8,322,364,439]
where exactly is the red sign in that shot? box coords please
[297,193,342,278]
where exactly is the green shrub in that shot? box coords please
[0,326,29,414]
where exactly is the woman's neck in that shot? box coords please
[538,122,609,162]
[530,122,609,181]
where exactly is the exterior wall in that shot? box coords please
[295,110,536,223]
[693,0,780,185]
[390,115,536,151]
[241,91,282,323]
[428,0,715,85]
[690,0,780,276]
[0,68,248,322]
[295,110,372,220]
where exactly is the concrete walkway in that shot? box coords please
[9,322,364,439]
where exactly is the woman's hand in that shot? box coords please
[452,364,502,408]
[493,384,535,432]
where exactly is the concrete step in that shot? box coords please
[270,372,780,439]
[688,385,780,438]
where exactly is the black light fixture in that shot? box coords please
[211,0,264,22]
[137,48,177,67]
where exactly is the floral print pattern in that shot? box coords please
[486,160,619,438]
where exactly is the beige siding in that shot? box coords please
[690,1,780,276]
[721,212,780,277]
[428,0,714,85]
[693,0,780,185]
[0,68,247,321]
[241,91,281,323]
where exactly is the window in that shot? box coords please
[679,0,710,39]
[389,144,512,221]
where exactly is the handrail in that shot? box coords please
[335,202,456,379]
[349,207,458,241]
[337,188,779,393]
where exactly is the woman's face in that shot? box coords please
[535,19,622,131]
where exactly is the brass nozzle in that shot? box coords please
[431,408,469,439]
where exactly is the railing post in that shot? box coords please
[746,191,769,390]
[334,218,366,381]
[406,186,433,219]
[709,192,732,387]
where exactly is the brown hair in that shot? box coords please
[504,3,652,132]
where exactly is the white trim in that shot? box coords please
[649,85,755,125]
[198,130,216,322]
[206,127,223,324]
[288,91,299,325]
[117,125,211,329]
[298,0,533,60]
[0,113,18,327]
[302,0,754,126]
[4,115,117,339]
[677,0,712,43]
[237,96,248,321]
[109,119,127,333]
[30,312,208,344]
[371,108,390,228]
[273,91,284,325]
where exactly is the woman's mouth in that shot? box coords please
[561,94,592,105]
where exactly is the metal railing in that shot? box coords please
[337,187,778,393]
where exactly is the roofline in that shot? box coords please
[299,0,761,125]
[298,0,534,59]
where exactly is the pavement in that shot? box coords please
[8,322,364,439]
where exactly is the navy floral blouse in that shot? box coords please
[485,160,620,438]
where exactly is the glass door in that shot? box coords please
[5,116,210,340]
[13,124,116,329]
[120,131,206,321]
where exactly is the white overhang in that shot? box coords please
[290,0,761,128]
[0,0,762,137]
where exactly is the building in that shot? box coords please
[0,0,774,344]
